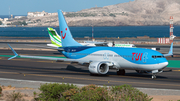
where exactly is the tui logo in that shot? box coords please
[132,53,143,61]
[61,28,67,39]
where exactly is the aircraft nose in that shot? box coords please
[163,62,168,67]
[157,58,168,68]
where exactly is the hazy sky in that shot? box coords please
[0,0,134,15]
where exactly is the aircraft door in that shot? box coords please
[103,53,109,60]
[142,52,148,63]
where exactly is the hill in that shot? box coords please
[8,0,180,26]
[66,0,180,26]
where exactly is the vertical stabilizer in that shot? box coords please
[163,42,173,57]
[58,10,82,47]
[168,42,173,55]
[47,27,62,47]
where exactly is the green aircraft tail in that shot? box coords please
[47,27,62,47]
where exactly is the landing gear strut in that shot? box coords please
[152,74,156,79]
[117,69,125,75]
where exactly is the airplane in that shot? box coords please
[8,10,173,79]
[47,27,101,47]
[47,27,136,47]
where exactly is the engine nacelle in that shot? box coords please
[88,62,109,74]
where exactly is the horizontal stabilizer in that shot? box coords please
[8,44,19,60]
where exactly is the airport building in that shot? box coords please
[27,11,58,18]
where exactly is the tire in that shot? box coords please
[117,69,125,75]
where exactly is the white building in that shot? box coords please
[0,18,3,21]
[27,11,48,17]
[51,13,58,15]
[4,18,8,22]
[14,16,25,19]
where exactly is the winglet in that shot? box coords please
[163,42,173,57]
[7,44,19,60]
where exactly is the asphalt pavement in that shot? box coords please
[0,49,180,90]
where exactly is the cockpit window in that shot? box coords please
[152,55,164,58]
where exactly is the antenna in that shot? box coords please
[170,16,174,43]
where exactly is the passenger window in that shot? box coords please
[152,55,164,58]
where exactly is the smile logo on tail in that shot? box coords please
[61,28,67,39]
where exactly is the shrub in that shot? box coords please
[109,13,116,17]
[38,83,77,101]
[70,84,112,101]
[111,84,153,101]
[11,21,27,25]
[37,83,153,101]
[62,88,79,101]
[0,86,2,94]
[0,86,2,97]
[6,91,24,101]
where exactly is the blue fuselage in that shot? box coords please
[59,46,168,70]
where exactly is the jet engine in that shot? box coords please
[88,62,109,74]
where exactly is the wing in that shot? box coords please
[8,44,114,67]
[8,44,89,63]
[19,55,90,63]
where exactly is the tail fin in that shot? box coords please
[168,42,173,55]
[163,42,173,57]
[58,10,82,47]
[47,27,62,47]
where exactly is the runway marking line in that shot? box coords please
[173,70,180,71]
[0,71,180,87]
[1,66,180,84]
[37,61,56,63]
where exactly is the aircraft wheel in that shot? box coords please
[152,75,156,79]
[117,69,125,75]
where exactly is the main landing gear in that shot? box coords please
[152,74,156,79]
[117,69,125,75]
